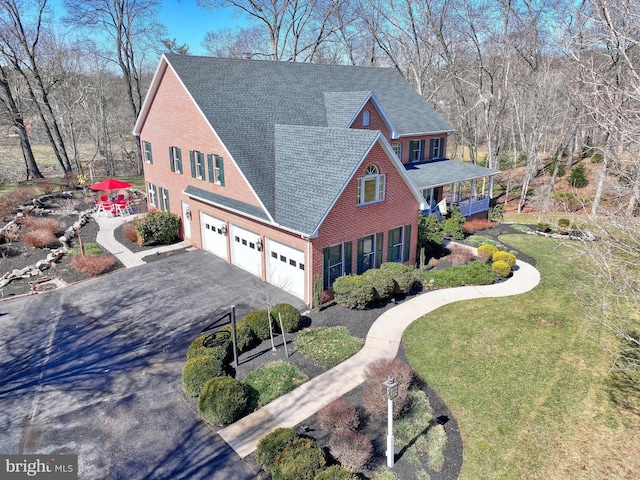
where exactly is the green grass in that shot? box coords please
[404,234,638,479]
[67,242,104,255]
[244,361,308,408]
[294,326,364,367]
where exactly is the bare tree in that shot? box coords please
[63,0,164,173]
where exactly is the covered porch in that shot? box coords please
[404,159,501,218]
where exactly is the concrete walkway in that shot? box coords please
[218,259,541,458]
[94,213,191,267]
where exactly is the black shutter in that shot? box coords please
[216,155,225,186]
[345,242,352,275]
[189,151,196,178]
[323,247,330,290]
[356,238,364,275]
[387,228,394,261]
[376,232,383,267]
[207,154,214,183]
[169,147,175,172]
[403,225,412,262]
[420,140,426,161]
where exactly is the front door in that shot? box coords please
[181,202,191,238]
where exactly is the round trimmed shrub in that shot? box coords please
[186,333,232,362]
[256,427,298,471]
[243,309,271,340]
[492,250,516,268]
[271,303,302,333]
[332,275,375,309]
[492,259,512,277]
[182,355,227,397]
[379,262,419,294]
[314,465,358,480]
[317,397,359,432]
[197,376,247,426]
[329,428,373,471]
[221,321,256,353]
[135,210,180,244]
[362,268,396,301]
[271,437,326,480]
[477,244,499,262]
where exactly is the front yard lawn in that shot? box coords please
[404,234,640,479]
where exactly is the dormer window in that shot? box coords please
[357,164,385,205]
[362,110,370,127]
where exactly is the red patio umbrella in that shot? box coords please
[88,178,133,191]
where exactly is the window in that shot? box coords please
[169,147,183,174]
[387,225,412,263]
[322,242,352,289]
[357,233,383,274]
[429,138,443,159]
[189,151,205,179]
[147,182,157,207]
[158,187,170,212]
[409,140,425,162]
[143,141,153,164]
[362,110,370,127]
[391,141,402,161]
[207,154,225,185]
[357,165,385,205]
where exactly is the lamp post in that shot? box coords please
[382,376,398,467]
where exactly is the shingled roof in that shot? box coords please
[139,54,453,235]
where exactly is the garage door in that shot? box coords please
[201,213,228,260]
[230,224,262,276]
[266,239,305,299]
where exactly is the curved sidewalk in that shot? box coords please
[93,213,191,267]
[219,260,541,458]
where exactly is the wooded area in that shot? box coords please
[1,0,638,219]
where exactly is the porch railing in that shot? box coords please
[456,196,490,216]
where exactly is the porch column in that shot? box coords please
[489,176,494,198]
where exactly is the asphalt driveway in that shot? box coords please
[0,249,306,479]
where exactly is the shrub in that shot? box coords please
[22,228,57,248]
[488,202,505,222]
[418,213,444,247]
[135,211,180,245]
[362,358,413,418]
[332,275,375,309]
[123,222,141,244]
[70,254,117,275]
[329,428,373,471]
[271,437,326,480]
[492,250,516,268]
[197,376,247,426]
[442,206,465,240]
[549,157,566,177]
[317,397,359,432]
[0,223,20,243]
[244,361,308,408]
[462,218,497,235]
[256,428,298,471]
[477,244,499,262]
[492,259,512,277]
[446,243,474,266]
[362,267,395,301]
[537,222,551,233]
[423,261,494,289]
[569,163,588,188]
[243,309,271,340]
[271,303,302,333]
[379,262,419,294]
[182,355,227,397]
[295,327,363,367]
[19,216,61,234]
[558,218,570,228]
[186,333,231,362]
[12,186,38,205]
[314,465,358,480]
[221,320,256,353]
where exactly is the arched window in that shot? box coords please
[362,110,370,127]
[357,164,385,204]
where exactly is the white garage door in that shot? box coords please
[201,213,228,260]
[230,224,262,276]
[266,239,305,299]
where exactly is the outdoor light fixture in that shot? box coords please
[382,376,398,467]
[256,238,263,251]
[185,209,192,220]
[221,224,227,235]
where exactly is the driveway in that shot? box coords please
[0,249,306,479]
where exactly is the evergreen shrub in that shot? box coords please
[492,250,516,268]
[477,244,499,262]
[362,267,395,300]
[197,376,247,425]
[255,427,298,471]
[492,259,512,277]
[332,275,375,309]
[186,333,231,362]
[379,262,419,294]
[314,465,358,480]
[221,321,256,353]
[270,437,326,480]
[271,303,302,333]
[135,211,180,244]
[243,309,271,340]
[182,355,227,397]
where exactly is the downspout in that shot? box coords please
[304,236,312,307]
